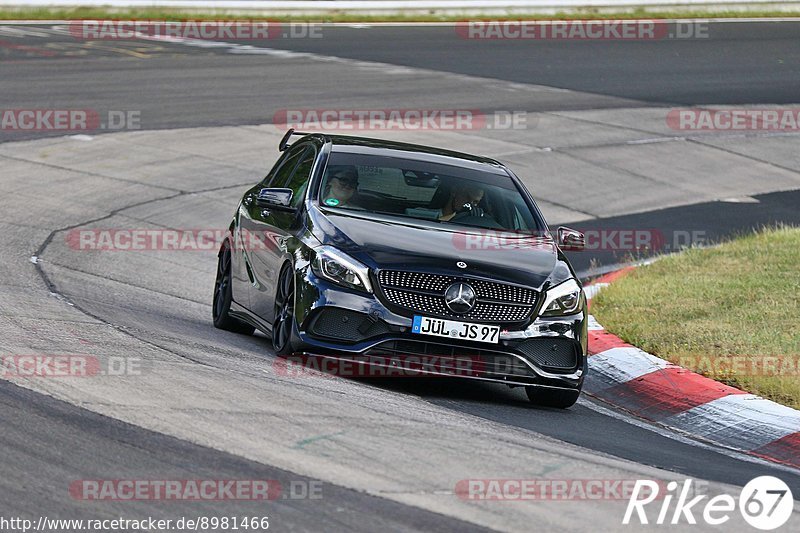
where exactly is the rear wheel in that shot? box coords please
[525,386,580,409]
[272,265,296,356]
[213,241,255,335]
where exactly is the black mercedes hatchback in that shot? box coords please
[213,130,588,408]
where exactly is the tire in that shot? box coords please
[525,386,580,409]
[272,264,297,356]
[213,241,255,335]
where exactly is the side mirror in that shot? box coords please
[256,188,294,209]
[557,226,585,251]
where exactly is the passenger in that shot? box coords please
[322,166,360,207]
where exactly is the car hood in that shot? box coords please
[309,208,560,290]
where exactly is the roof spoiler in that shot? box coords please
[278,128,312,152]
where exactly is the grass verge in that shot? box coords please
[592,226,800,409]
[1,8,800,22]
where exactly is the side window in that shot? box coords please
[286,148,317,207]
[264,144,305,187]
[512,205,528,231]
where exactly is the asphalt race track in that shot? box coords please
[1,21,800,531]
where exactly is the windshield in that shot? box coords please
[318,152,546,233]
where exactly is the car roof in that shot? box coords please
[297,133,510,175]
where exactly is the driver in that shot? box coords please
[438,183,485,221]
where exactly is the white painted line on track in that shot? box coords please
[664,394,800,450]
[584,283,609,300]
[589,346,671,383]
[579,395,800,476]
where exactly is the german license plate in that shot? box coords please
[411,315,500,344]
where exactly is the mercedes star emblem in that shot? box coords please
[444,282,476,314]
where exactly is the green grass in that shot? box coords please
[592,226,800,409]
[2,7,800,22]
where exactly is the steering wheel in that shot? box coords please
[450,204,485,221]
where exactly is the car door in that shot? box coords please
[236,144,306,316]
[246,143,317,323]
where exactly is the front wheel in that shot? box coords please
[213,241,255,335]
[525,386,580,409]
[272,265,297,356]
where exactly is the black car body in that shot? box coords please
[213,130,588,407]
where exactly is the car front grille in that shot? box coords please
[377,270,537,323]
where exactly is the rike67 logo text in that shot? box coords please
[624,477,793,530]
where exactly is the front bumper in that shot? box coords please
[290,267,587,390]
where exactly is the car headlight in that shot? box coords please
[541,278,583,316]
[311,246,373,293]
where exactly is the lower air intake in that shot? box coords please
[516,338,578,371]
[309,308,390,342]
